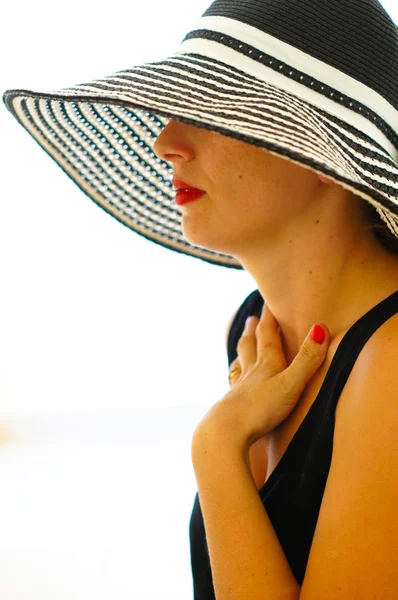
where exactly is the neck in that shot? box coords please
[241,235,398,366]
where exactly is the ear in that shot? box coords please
[318,173,334,184]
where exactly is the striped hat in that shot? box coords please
[3,0,398,270]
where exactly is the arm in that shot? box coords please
[226,309,269,489]
[194,315,398,600]
[193,310,295,599]
[192,301,330,599]
[191,431,301,600]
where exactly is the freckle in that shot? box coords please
[316,220,320,224]
[309,270,313,274]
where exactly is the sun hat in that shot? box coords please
[3,0,398,270]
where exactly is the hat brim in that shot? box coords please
[4,52,398,269]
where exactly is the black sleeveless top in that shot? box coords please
[189,288,398,599]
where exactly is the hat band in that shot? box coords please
[177,16,398,160]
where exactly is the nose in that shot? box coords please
[152,119,195,167]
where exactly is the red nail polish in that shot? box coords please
[311,324,325,344]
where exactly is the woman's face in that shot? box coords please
[152,119,353,257]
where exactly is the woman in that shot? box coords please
[3,0,398,597]
[154,121,398,599]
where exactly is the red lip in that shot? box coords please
[172,179,206,205]
[172,178,205,192]
[175,190,206,205]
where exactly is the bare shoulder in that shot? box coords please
[368,307,398,343]
[300,308,398,598]
[352,309,398,376]
[336,309,398,424]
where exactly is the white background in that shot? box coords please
[1,0,397,598]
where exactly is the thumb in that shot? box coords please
[283,323,330,394]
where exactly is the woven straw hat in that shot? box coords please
[3,0,398,270]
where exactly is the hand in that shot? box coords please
[192,303,330,454]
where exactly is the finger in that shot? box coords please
[257,304,287,369]
[236,316,258,371]
[228,358,242,386]
[281,323,330,395]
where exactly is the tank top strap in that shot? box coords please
[317,290,398,415]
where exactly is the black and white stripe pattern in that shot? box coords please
[180,23,398,159]
[3,0,398,269]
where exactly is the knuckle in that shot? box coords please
[301,344,317,361]
[277,371,292,395]
[261,341,274,350]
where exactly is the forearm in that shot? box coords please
[192,432,301,600]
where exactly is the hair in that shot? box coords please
[361,199,398,255]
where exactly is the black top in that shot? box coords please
[189,288,398,599]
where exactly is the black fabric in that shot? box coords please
[189,288,398,598]
[201,0,398,112]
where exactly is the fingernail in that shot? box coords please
[311,324,325,345]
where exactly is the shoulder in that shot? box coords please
[299,311,398,598]
[346,308,398,395]
[335,310,398,421]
